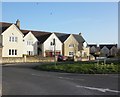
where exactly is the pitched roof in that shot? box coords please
[0,22,86,44]
[99,44,117,50]
[54,33,70,43]
[0,43,2,47]
[88,44,97,48]
[73,34,85,43]
[55,33,85,43]
[21,29,52,43]
[0,22,13,34]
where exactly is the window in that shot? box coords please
[9,49,11,55]
[50,42,53,46]
[9,37,12,42]
[15,37,18,42]
[15,50,17,55]
[9,49,17,55]
[12,49,14,55]
[12,37,14,42]
[9,36,18,42]
[69,52,74,56]
[27,41,33,45]
[69,44,74,48]
[27,51,33,55]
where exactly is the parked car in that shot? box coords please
[57,55,67,61]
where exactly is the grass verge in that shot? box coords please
[34,62,120,74]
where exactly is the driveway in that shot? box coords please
[2,63,120,95]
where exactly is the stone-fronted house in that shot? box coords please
[55,33,87,57]
[63,34,79,57]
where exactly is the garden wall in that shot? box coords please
[2,56,54,64]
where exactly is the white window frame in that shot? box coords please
[15,37,18,42]
[9,49,17,55]
[9,36,18,42]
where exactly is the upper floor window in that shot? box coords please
[9,36,18,42]
[27,41,33,45]
[69,44,74,48]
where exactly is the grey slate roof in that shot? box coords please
[54,33,70,43]
[0,22,13,34]
[99,44,117,50]
[55,33,85,43]
[0,22,86,44]
[73,34,85,43]
[21,29,52,43]
[0,43,2,48]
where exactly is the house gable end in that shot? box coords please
[24,31,38,42]
[2,24,24,36]
[64,34,78,44]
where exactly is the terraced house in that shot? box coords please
[0,20,89,59]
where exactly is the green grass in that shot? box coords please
[34,62,120,74]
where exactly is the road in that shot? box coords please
[2,63,120,95]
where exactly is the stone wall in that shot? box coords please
[2,56,54,64]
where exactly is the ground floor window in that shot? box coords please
[9,49,17,55]
[27,51,33,55]
[69,52,74,56]
[45,51,61,57]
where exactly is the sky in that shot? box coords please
[1,2,118,44]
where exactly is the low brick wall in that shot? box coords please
[2,56,54,64]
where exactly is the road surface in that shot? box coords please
[2,63,120,95]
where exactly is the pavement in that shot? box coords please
[2,63,120,95]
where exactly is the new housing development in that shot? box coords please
[0,20,118,63]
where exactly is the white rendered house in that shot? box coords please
[42,33,63,57]
[23,31,38,55]
[1,24,24,57]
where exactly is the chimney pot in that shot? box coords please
[16,19,20,28]
[79,32,82,35]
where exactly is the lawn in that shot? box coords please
[34,61,120,74]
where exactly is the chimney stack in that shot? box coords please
[79,32,82,35]
[16,19,20,28]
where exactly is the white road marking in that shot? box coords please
[58,76,84,81]
[32,74,119,94]
[76,85,120,93]
[31,74,42,77]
